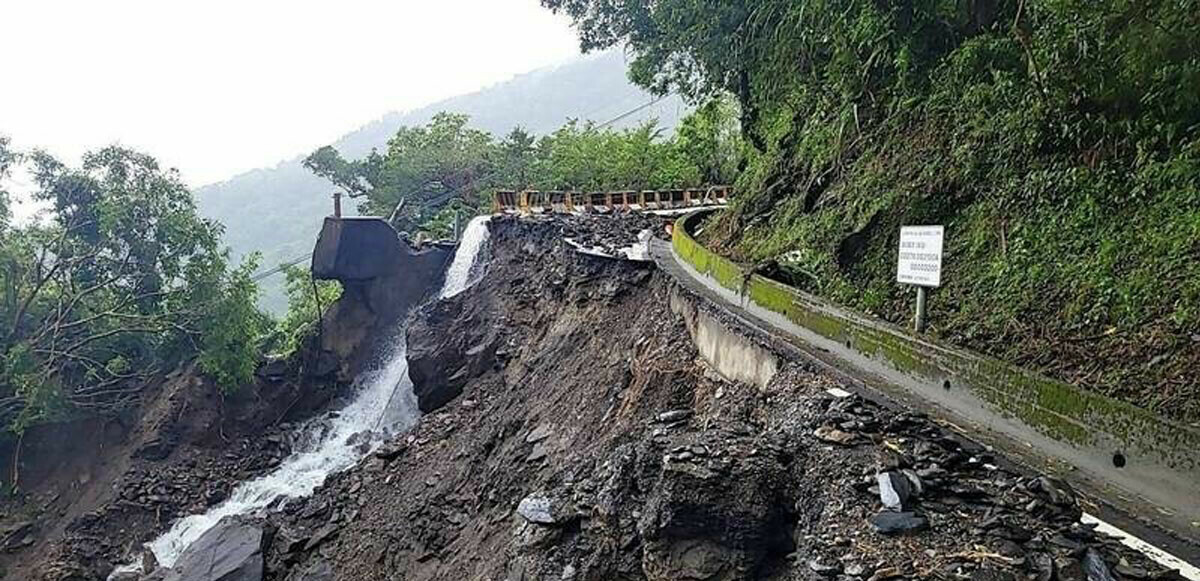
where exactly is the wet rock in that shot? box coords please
[161,516,263,581]
[868,511,928,534]
[373,442,406,461]
[407,301,498,413]
[877,472,912,511]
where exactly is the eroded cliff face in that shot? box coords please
[260,217,1171,581]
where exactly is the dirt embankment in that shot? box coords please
[260,217,1178,581]
[0,344,356,581]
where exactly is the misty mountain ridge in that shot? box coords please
[196,51,687,313]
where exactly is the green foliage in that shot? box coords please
[0,141,268,431]
[197,257,271,392]
[304,107,741,234]
[548,0,1200,421]
[273,264,342,357]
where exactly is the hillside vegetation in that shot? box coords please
[0,139,265,435]
[545,0,1200,423]
[304,100,740,238]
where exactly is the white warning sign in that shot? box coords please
[897,226,944,287]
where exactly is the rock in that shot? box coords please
[868,511,928,534]
[1035,476,1077,507]
[1082,549,1116,581]
[525,424,554,443]
[877,472,912,511]
[0,521,33,551]
[527,443,550,462]
[162,516,263,581]
[844,563,868,577]
[373,442,406,461]
[285,559,333,581]
[971,569,1018,581]
[516,495,557,525]
[406,301,498,413]
[274,526,309,557]
[814,426,858,446]
[867,566,901,581]
[656,410,691,423]
[303,523,338,552]
[1032,552,1054,581]
[255,356,288,382]
[307,350,339,379]
[1056,557,1087,581]
[808,559,842,576]
[1114,564,1148,579]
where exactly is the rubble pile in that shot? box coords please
[252,217,1183,581]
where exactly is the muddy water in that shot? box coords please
[113,218,492,576]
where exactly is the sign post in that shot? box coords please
[896,225,944,333]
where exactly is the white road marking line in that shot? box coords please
[1082,513,1200,580]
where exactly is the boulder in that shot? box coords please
[638,447,793,581]
[160,517,264,581]
[406,298,499,413]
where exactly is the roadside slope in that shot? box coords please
[263,217,1177,581]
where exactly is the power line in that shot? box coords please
[251,254,310,282]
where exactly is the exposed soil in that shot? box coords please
[0,342,353,581]
[250,217,1181,581]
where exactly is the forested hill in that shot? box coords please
[197,51,686,313]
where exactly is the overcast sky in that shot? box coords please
[0,0,581,192]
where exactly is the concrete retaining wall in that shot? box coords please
[671,210,1200,543]
[669,288,778,391]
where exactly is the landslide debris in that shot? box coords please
[0,339,358,581]
[258,217,1179,581]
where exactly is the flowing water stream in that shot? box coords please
[440,216,490,299]
[113,216,492,576]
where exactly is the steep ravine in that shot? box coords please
[259,217,1175,581]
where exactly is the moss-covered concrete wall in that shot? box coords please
[672,210,1200,533]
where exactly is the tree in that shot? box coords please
[273,263,341,357]
[0,142,265,432]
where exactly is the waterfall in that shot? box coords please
[114,217,492,575]
[440,216,491,299]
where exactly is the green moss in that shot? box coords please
[674,211,1200,469]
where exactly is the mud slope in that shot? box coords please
[0,343,352,581]
[262,217,1176,581]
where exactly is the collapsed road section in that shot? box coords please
[257,214,1193,581]
[655,211,1200,570]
